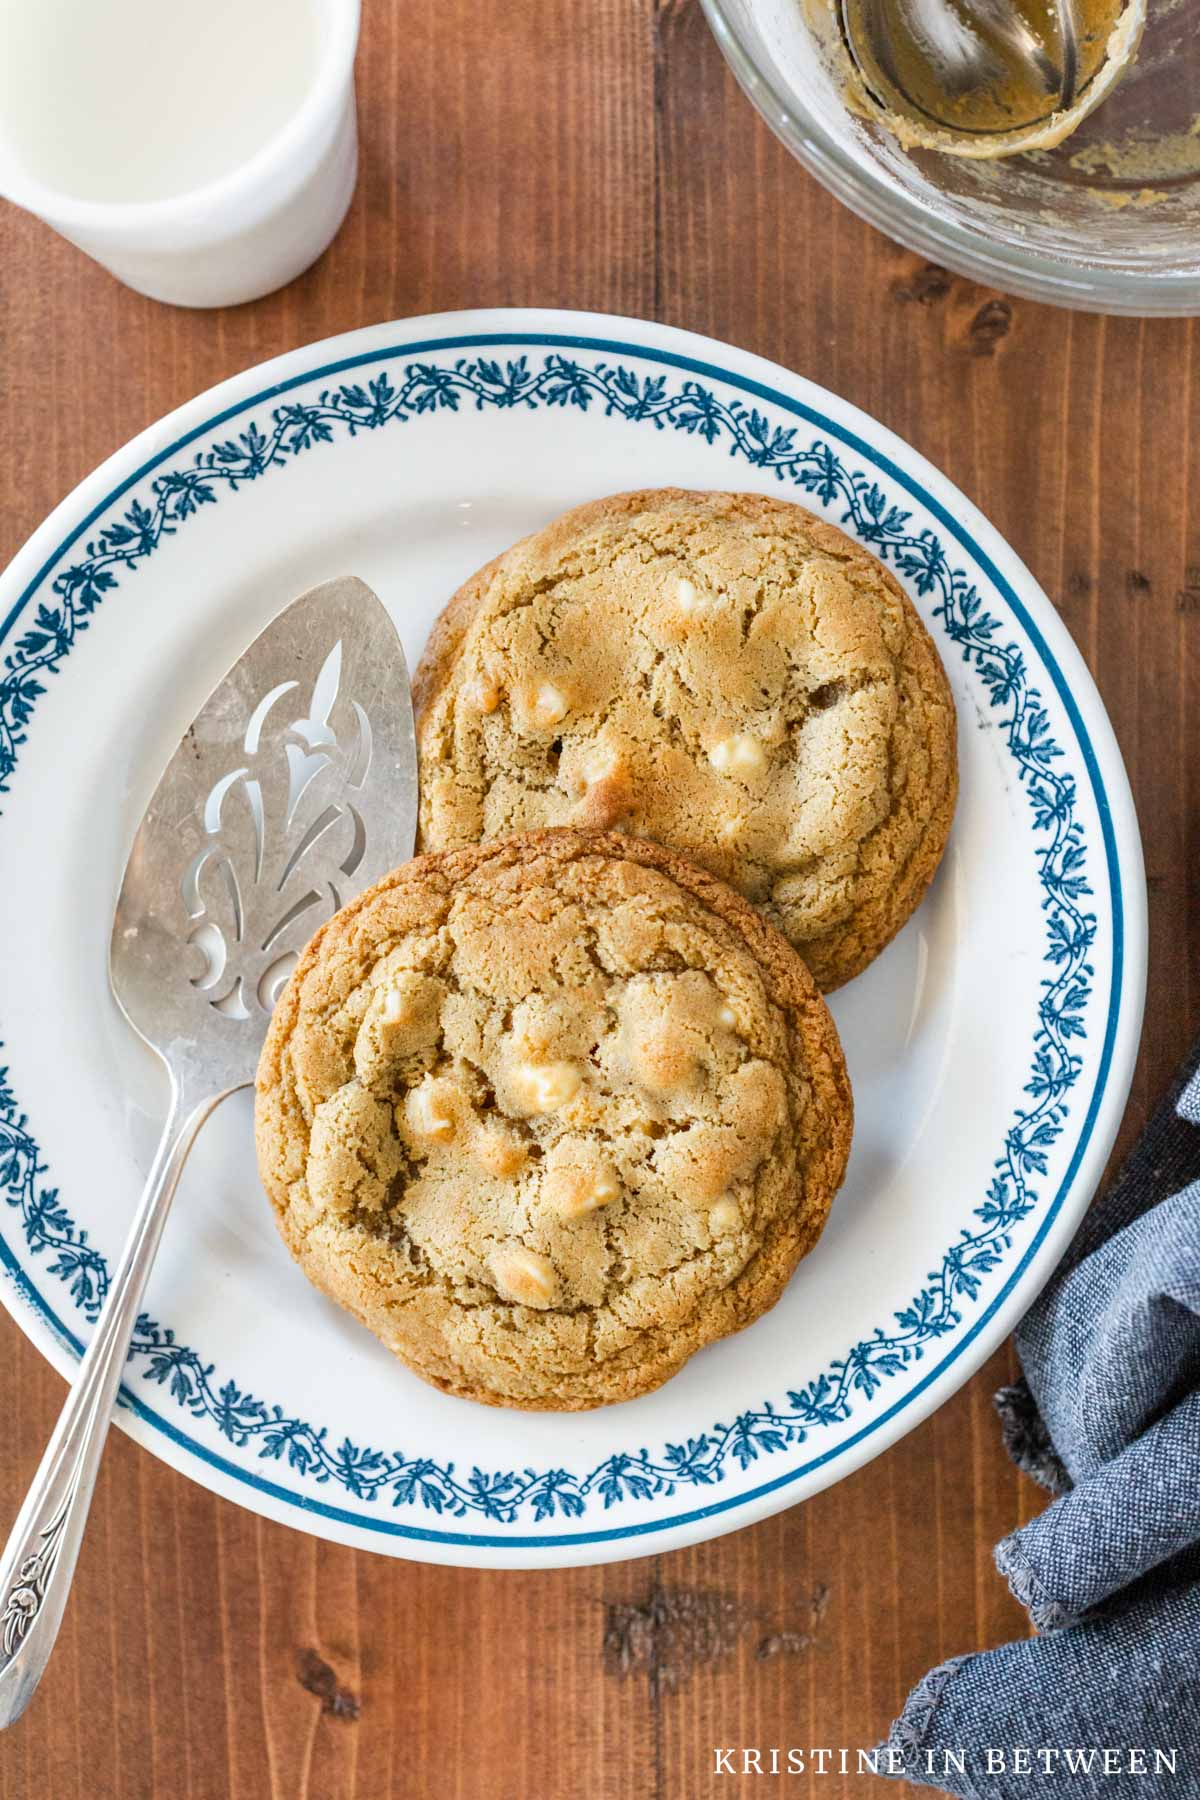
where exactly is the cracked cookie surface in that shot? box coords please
[414,489,958,989]
[254,831,852,1409]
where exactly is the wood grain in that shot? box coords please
[0,2,1195,1795]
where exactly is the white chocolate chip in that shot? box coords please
[402,1074,458,1143]
[708,734,766,775]
[676,575,700,614]
[512,1061,582,1114]
[709,1196,741,1234]
[581,741,618,784]
[590,1167,621,1206]
[354,971,445,1083]
[718,1003,736,1029]
[463,674,500,714]
[532,681,568,726]
[547,1163,620,1219]
[490,1246,559,1308]
[472,1122,528,1178]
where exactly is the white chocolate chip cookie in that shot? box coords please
[413,489,958,990]
[255,831,852,1409]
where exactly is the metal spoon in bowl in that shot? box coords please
[840,0,1081,138]
[0,576,417,1728]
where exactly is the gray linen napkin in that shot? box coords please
[881,1033,1200,1796]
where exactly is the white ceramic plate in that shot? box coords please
[0,310,1145,1568]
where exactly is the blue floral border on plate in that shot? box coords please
[0,333,1122,1547]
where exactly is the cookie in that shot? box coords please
[413,488,957,989]
[254,830,852,1410]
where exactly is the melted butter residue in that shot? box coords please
[873,0,1117,132]
[826,0,1145,157]
[1089,184,1170,208]
[1068,116,1200,182]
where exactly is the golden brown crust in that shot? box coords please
[414,488,958,990]
[255,829,852,1410]
[409,549,509,722]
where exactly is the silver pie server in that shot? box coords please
[0,576,417,1728]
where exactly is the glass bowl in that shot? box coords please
[702,0,1200,314]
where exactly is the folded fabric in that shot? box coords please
[882,1033,1200,1797]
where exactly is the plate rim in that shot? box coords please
[0,307,1147,1566]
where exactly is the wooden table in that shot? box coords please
[0,4,1195,1795]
